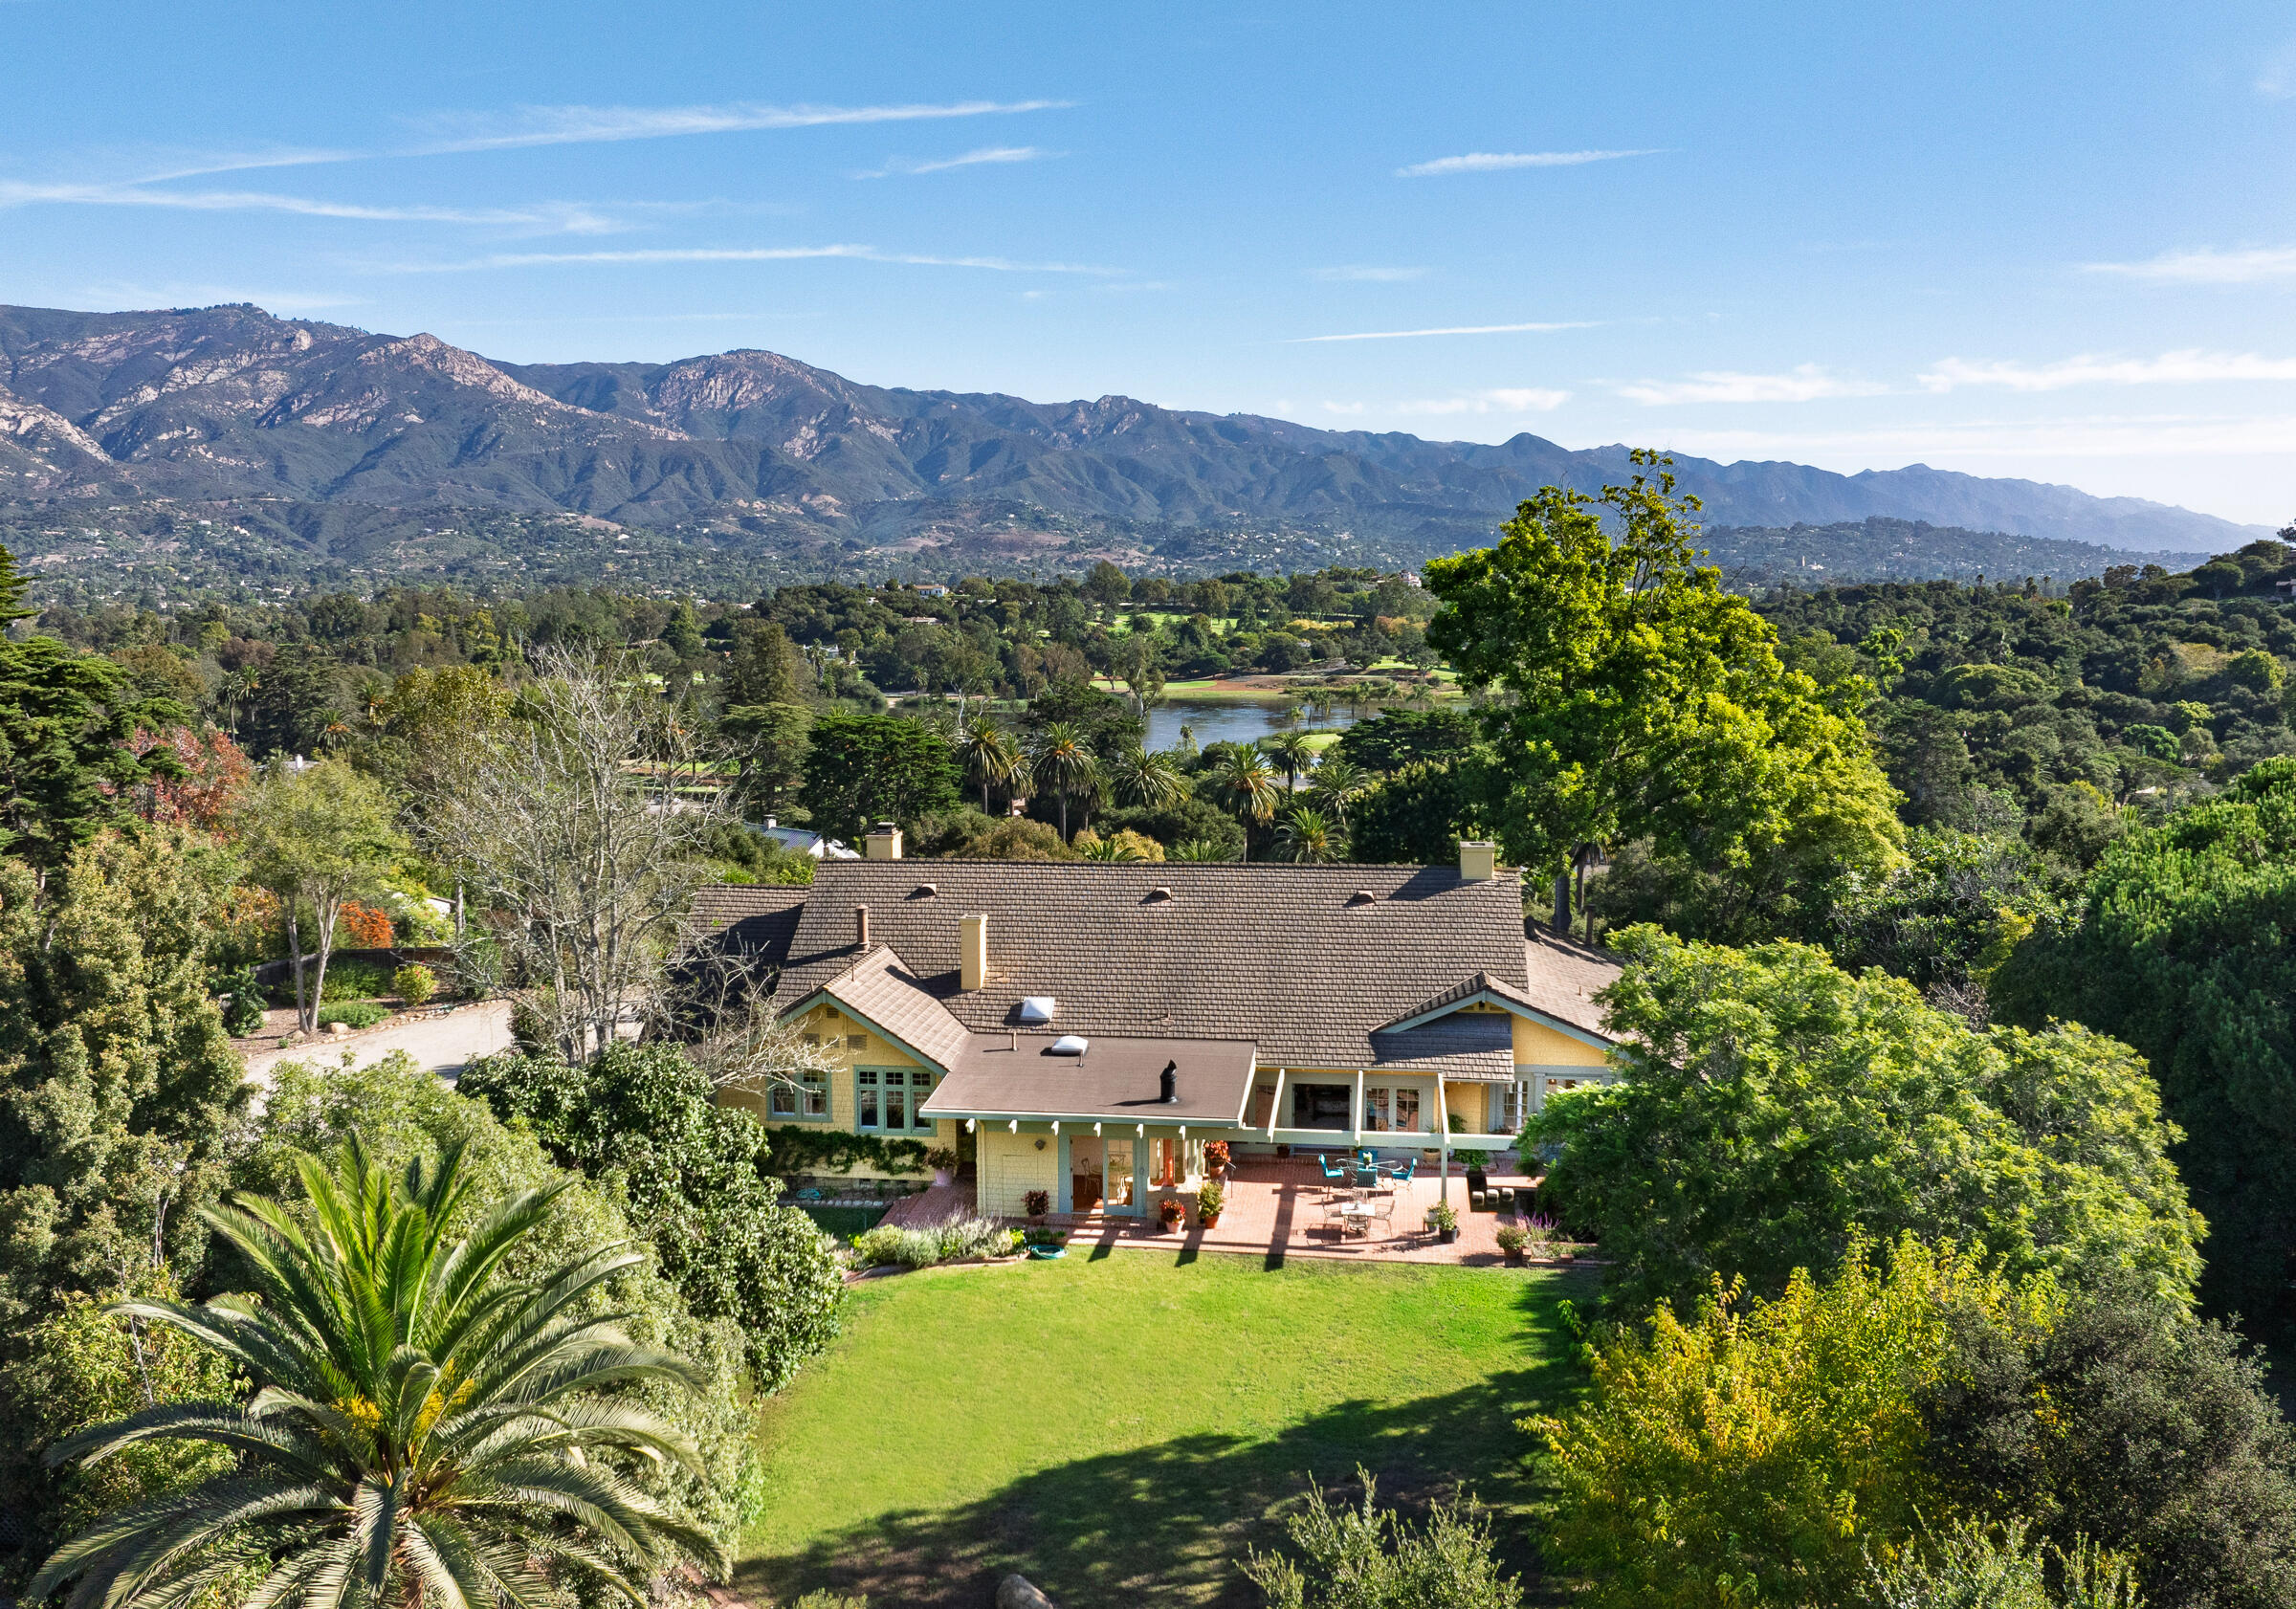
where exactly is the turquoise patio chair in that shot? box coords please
[1386,1157,1417,1184]
[1317,1155,1348,1184]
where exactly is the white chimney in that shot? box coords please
[1459,841,1497,882]
[865,821,903,860]
[960,913,987,991]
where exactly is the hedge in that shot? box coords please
[762,1126,932,1176]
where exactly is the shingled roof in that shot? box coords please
[755,860,1579,1078]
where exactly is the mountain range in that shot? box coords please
[0,301,2270,584]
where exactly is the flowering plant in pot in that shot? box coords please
[925,1146,960,1187]
[1024,1188,1050,1223]
[1494,1224,1531,1264]
[1196,1179,1225,1229]
[1158,1195,1186,1230]
[1203,1140,1230,1179]
[1429,1200,1460,1245]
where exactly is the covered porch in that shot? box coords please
[883,1152,1575,1267]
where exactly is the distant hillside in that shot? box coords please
[1702,518,2201,588]
[0,301,2267,584]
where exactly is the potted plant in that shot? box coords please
[1495,1224,1530,1265]
[1158,1195,1186,1231]
[1023,1188,1050,1223]
[1022,1225,1069,1260]
[1196,1179,1225,1229]
[1203,1140,1230,1180]
[1429,1200,1460,1245]
[925,1146,960,1188]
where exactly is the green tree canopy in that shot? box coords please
[0,545,187,871]
[1990,755,2296,1330]
[796,712,960,846]
[29,1135,723,1609]
[1424,455,1903,917]
[233,758,407,1032]
[1532,929,2202,1317]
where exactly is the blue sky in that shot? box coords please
[4,1,2294,523]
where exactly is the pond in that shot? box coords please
[1145,696,1359,753]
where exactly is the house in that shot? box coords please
[752,816,861,861]
[689,831,1622,1218]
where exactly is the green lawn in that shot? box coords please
[738,1250,1589,1608]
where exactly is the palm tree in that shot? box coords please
[1029,721,1099,841]
[1080,833,1146,861]
[1107,745,1186,811]
[1265,730,1317,793]
[955,716,1023,812]
[1171,838,1234,862]
[1306,754,1371,827]
[1274,804,1342,863]
[29,1136,720,1609]
[1208,743,1280,863]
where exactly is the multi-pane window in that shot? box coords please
[855,1068,937,1133]
[767,1067,829,1121]
[1363,1086,1422,1132]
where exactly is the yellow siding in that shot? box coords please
[1512,1015,1609,1069]
[978,1127,1061,1217]
[1442,1081,1489,1132]
[718,1001,955,1176]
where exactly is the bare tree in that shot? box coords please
[676,966,846,1099]
[420,649,718,1062]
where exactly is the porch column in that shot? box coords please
[1351,1069,1364,1155]
[1433,1079,1451,1206]
[1266,1069,1288,1140]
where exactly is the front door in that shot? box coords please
[1104,1137,1137,1213]
[1069,1135,1105,1213]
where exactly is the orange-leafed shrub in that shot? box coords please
[337,901,395,949]
[124,726,253,829]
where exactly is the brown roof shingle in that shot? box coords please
[767,860,1542,1073]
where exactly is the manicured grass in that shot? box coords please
[738,1251,1589,1608]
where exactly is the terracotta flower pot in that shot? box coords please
[1201,1211,1223,1229]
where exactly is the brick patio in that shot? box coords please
[881,1154,1580,1267]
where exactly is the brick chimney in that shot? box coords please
[865,821,903,860]
[960,913,987,991]
[1458,840,1497,881]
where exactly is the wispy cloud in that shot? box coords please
[2083,246,2296,283]
[1291,320,1598,342]
[410,99,1071,156]
[1397,148,1662,178]
[855,145,1058,179]
[0,179,621,231]
[1920,350,2296,391]
[1312,265,1426,282]
[1650,413,2296,463]
[2260,37,2296,98]
[1397,387,1571,415]
[380,243,1123,275]
[75,279,364,314]
[1617,364,1888,405]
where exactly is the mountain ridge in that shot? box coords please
[0,300,2266,565]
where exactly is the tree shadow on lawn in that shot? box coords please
[737,1274,1591,1609]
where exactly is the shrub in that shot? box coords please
[458,1043,845,1391]
[1494,1225,1529,1254]
[760,1125,932,1177]
[315,1001,389,1030]
[218,965,267,1036]
[391,961,437,1006]
[1864,1519,2143,1609]
[1242,1466,1522,1609]
[1197,1180,1225,1218]
[319,959,390,1001]
[850,1218,1014,1269]
[1536,1235,2055,1609]
[336,900,395,948]
[1923,1270,2296,1609]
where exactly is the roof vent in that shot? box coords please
[1347,890,1377,906]
[1019,996,1056,1025]
[1049,1035,1089,1056]
[912,882,938,898]
[1144,886,1174,903]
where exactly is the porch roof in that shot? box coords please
[920,1034,1258,1124]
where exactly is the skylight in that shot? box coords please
[1019,997,1056,1024]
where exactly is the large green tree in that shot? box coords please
[1424,455,1903,927]
[796,711,960,846]
[29,1135,723,1609]
[0,827,251,1558]
[0,545,186,873]
[1990,755,2296,1330]
[1532,929,2202,1318]
[234,758,407,1033]
[458,1043,844,1391]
